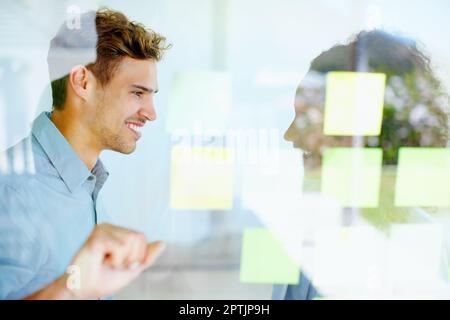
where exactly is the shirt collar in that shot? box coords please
[91,159,109,193]
[31,112,109,193]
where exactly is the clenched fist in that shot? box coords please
[26,223,165,299]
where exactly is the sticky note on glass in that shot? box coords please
[166,71,231,133]
[395,148,450,207]
[323,72,386,136]
[170,146,234,210]
[240,228,300,284]
[321,148,382,207]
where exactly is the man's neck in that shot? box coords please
[50,110,100,171]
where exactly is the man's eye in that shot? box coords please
[133,91,143,98]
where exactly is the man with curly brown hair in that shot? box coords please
[0,8,170,299]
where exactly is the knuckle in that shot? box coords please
[135,232,147,243]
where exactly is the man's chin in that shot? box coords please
[122,145,137,154]
[110,142,136,155]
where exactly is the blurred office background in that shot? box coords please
[0,0,449,299]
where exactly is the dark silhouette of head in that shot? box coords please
[284,30,449,169]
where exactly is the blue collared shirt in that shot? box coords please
[0,112,110,299]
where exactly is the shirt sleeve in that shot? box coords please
[0,184,46,299]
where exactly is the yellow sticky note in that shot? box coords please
[170,146,234,210]
[324,72,386,136]
[321,148,382,207]
[166,71,231,133]
[240,228,300,284]
[395,148,450,207]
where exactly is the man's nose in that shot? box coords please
[139,100,157,121]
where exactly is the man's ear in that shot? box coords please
[68,65,92,101]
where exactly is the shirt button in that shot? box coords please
[88,175,95,181]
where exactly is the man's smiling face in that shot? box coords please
[89,56,158,154]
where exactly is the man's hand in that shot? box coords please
[27,223,165,299]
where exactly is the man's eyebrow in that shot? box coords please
[130,84,158,93]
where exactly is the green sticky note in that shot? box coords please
[395,148,450,207]
[324,72,386,136]
[240,228,300,284]
[166,71,231,133]
[321,148,382,207]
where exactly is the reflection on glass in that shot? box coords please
[240,228,300,284]
[279,30,450,299]
[170,146,234,210]
[387,224,444,293]
[241,148,303,212]
[166,71,231,134]
[0,101,7,174]
[321,148,382,208]
[324,72,386,136]
[395,147,450,207]
[311,224,447,298]
[25,137,35,175]
[12,142,25,175]
[312,226,386,297]
[0,152,7,175]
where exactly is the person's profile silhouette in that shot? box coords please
[274,30,449,299]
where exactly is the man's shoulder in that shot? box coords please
[0,140,50,246]
[0,173,37,218]
[0,136,48,200]
[0,173,35,199]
